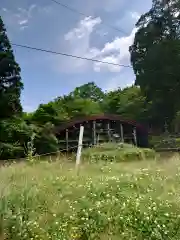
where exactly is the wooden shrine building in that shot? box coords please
[54,114,149,151]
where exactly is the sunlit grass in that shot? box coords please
[0,152,180,239]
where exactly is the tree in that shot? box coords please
[70,82,105,102]
[0,16,23,118]
[0,16,25,160]
[31,101,69,126]
[0,117,34,159]
[34,123,59,155]
[64,97,103,119]
[104,86,148,122]
[130,0,180,127]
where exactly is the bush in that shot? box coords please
[34,123,59,155]
[0,142,24,160]
[0,118,34,160]
[82,143,156,163]
[150,135,180,149]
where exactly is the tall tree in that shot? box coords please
[0,16,23,118]
[130,0,180,127]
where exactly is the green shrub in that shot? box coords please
[34,123,59,155]
[82,143,156,163]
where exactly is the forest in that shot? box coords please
[1,0,180,160]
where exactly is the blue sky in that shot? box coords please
[0,0,152,112]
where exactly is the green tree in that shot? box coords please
[130,0,180,127]
[104,86,148,122]
[34,123,59,155]
[70,82,105,102]
[31,101,69,126]
[65,97,103,119]
[0,16,25,160]
[0,16,23,118]
[0,117,34,159]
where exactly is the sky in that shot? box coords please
[0,0,152,112]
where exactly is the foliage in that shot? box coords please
[33,123,59,155]
[0,16,23,119]
[70,82,105,102]
[104,86,149,123]
[64,97,103,118]
[82,143,156,163]
[149,135,180,149]
[31,102,63,125]
[130,0,180,127]
[1,157,180,239]
[0,118,34,160]
[25,133,36,163]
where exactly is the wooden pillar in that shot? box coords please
[76,126,84,172]
[66,129,69,151]
[133,127,137,146]
[120,123,124,143]
[107,121,111,142]
[97,134,99,145]
[92,120,96,145]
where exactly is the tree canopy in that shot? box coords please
[130,0,180,127]
[0,16,23,118]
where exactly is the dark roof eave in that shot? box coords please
[54,114,147,134]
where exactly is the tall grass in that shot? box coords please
[0,152,180,239]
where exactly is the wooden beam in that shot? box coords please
[120,123,124,143]
[133,127,137,146]
[65,129,69,151]
[92,120,96,145]
[107,121,111,142]
[97,134,100,145]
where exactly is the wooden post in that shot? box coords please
[133,127,137,146]
[97,134,99,145]
[92,120,96,145]
[120,123,124,143]
[107,121,111,142]
[66,129,69,152]
[76,126,84,171]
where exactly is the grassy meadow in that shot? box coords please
[0,144,180,239]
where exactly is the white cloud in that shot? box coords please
[130,12,140,21]
[60,16,101,72]
[65,16,101,40]
[60,15,136,73]
[18,19,28,25]
[93,28,137,72]
[18,4,36,19]
[2,8,7,12]
[16,5,36,28]
[1,4,37,31]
